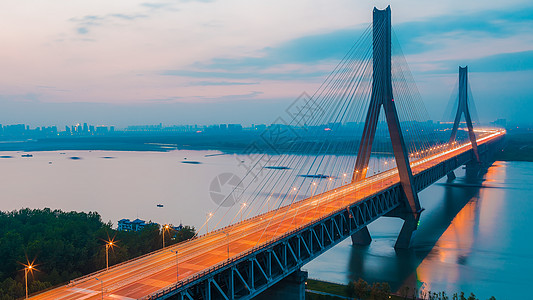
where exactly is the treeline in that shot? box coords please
[343,278,497,300]
[0,208,195,299]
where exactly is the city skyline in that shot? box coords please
[1,1,533,127]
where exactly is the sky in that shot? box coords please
[1,0,533,127]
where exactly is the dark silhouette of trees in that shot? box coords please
[346,278,389,299]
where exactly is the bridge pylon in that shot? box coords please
[351,6,421,249]
[449,66,480,162]
[447,66,480,180]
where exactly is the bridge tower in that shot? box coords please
[449,66,480,161]
[351,6,422,249]
[447,66,480,181]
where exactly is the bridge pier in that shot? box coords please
[254,269,308,300]
[447,171,456,181]
[384,202,423,249]
[351,226,372,246]
[465,161,481,177]
[395,214,419,249]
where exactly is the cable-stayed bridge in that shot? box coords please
[31,6,505,300]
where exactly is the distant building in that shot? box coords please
[228,124,243,132]
[117,218,148,232]
[490,118,507,129]
[3,124,26,136]
[172,224,183,231]
[95,125,109,134]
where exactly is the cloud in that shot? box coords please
[77,27,89,35]
[432,50,533,74]
[140,2,169,9]
[393,7,533,56]
[189,27,367,72]
[109,13,148,21]
[70,13,148,35]
[179,0,216,2]
[187,81,259,86]
[173,4,533,81]
[146,91,263,103]
[161,69,327,81]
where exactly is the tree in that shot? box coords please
[353,278,370,299]
[346,280,355,298]
[370,282,390,300]
[174,226,196,243]
[400,286,410,299]
[467,293,478,300]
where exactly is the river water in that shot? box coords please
[1,150,530,299]
[305,160,533,299]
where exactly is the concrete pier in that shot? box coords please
[351,226,372,246]
[254,269,308,300]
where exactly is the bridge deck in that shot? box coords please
[31,130,505,300]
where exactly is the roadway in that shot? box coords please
[30,129,505,299]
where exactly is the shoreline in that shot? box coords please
[0,138,530,162]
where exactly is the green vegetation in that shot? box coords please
[0,208,194,299]
[306,278,349,299]
[306,278,497,300]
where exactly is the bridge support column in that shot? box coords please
[447,171,456,181]
[254,269,308,300]
[395,213,420,249]
[351,226,372,246]
[465,160,481,178]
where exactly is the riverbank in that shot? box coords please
[305,278,492,300]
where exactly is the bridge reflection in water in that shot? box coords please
[328,162,508,297]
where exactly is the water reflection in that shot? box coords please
[338,163,508,297]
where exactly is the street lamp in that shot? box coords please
[23,263,35,299]
[206,213,213,234]
[105,240,114,271]
[169,249,178,282]
[94,277,103,300]
[162,224,170,248]
[240,203,246,222]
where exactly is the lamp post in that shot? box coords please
[24,264,34,299]
[240,203,246,222]
[105,241,114,271]
[206,213,213,234]
[162,224,170,248]
[94,277,103,300]
[169,249,178,282]
[311,182,318,207]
